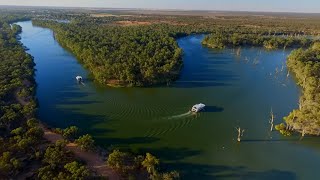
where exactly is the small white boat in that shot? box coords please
[191,103,206,112]
[76,76,83,82]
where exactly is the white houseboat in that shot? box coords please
[76,76,83,82]
[191,103,206,112]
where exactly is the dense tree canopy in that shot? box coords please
[33,20,183,87]
[0,13,92,179]
[202,32,314,50]
[107,149,179,180]
[0,14,40,179]
[278,42,320,135]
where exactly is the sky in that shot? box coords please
[1,0,320,13]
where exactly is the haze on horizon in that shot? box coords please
[1,0,320,13]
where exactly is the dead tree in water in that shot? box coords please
[300,129,306,140]
[269,108,275,131]
[236,47,241,57]
[235,127,245,142]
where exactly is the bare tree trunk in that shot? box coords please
[236,48,241,57]
[270,108,275,132]
[235,127,245,142]
[300,129,306,140]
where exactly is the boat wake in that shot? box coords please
[166,111,193,119]
[145,113,196,137]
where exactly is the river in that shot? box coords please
[17,21,320,179]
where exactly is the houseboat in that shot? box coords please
[191,103,206,112]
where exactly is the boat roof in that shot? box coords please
[193,103,205,108]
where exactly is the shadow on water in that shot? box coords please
[138,147,202,161]
[205,106,224,113]
[167,163,296,180]
[241,139,298,143]
[137,147,296,180]
[96,137,160,149]
[172,70,238,88]
[40,86,161,148]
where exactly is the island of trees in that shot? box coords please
[32,20,183,87]
[202,32,314,50]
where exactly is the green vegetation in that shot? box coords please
[107,150,179,180]
[0,14,40,178]
[31,11,320,87]
[2,7,320,178]
[38,141,90,180]
[33,20,183,87]
[278,42,320,136]
[75,134,95,151]
[202,32,313,50]
[0,14,92,179]
[62,126,79,140]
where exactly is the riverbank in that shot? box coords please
[40,124,119,179]
[12,48,118,179]
[280,43,320,136]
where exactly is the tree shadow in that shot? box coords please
[214,169,297,180]
[163,162,296,180]
[137,147,202,161]
[134,146,296,179]
[95,136,160,149]
[241,139,297,143]
[172,71,238,88]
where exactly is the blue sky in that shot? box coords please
[1,0,320,13]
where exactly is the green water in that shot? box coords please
[17,21,320,179]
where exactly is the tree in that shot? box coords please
[235,127,245,142]
[162,171,180,180]
[64,161,90,180]
[43,144,70,167]
[0,152,21,177]
[75,134,95,151]
[142,153,159,175]
[37,165,56,180]
[107,149,131,171]
[63,126,79,140]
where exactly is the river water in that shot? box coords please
[17,21,320,179]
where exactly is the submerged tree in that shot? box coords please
[269,108,275,132]
[235,127,245,142]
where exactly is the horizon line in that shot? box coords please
[1,4,320,15]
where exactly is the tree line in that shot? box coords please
[0,14,92,179]
[202,32,315,50]
[276,42,320,136]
